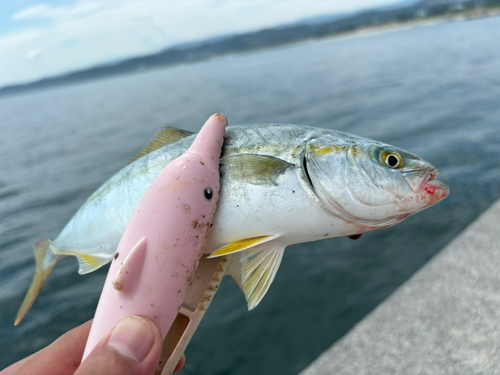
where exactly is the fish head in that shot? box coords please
[304,138,449,228]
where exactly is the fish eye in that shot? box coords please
[204,188,213,201]
[380,150,403,169]
[385,153,402,169]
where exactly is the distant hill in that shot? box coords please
[0,0,497,98]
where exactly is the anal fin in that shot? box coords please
[227,241,285,310]
[53,248,113,275]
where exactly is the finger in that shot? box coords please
[76,316,162,375]
[173,354,185,373]
[2,320,92,375]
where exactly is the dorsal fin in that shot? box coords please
[128,127,194,165]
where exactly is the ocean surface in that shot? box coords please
[1,16,500,375]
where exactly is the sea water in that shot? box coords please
[1,16,500,375]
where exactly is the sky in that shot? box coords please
[0,0,401,88]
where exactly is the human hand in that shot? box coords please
[1,316,185,375]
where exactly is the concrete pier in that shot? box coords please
[301,199,500,375]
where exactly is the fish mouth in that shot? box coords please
[405,168,441,193]
[420,168,439,191]
[415,169,450,204]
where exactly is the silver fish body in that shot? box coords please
[59,125,361,259]
[15,124,449,324]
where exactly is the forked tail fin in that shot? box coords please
[15,238,65,326]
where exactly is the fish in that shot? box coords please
[15,124,449,325]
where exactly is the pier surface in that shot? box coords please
[301,199,500,375]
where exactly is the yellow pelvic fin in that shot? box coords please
[208,235,277,258]
[15,238,65,326]
[128,127,194,165]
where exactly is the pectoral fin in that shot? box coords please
[227,241,285,310]
[128,127,194,165]
[220,154,294,185]
[207,235,277,258]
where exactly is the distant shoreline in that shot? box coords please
[1,5,499,98]
[323,7,500,41]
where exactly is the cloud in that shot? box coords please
[26,47,42,59]
[0,29,43,53]
[1,0,398,87]
[12,2,102,21]
[12,4,53,20]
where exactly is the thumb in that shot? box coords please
[76,316,162,375]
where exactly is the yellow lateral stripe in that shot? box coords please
[310,145,343,155]
[208,235,274,258]
[315,147,335,155]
